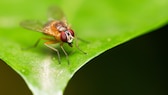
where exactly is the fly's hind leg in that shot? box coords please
[22,39,41,50]
[22,37,52,50]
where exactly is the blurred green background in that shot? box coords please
[0,24,167,95]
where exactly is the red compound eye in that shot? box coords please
[69,29,74,37]
[60,32,67,42]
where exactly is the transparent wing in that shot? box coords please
[20,20,44,32]
[47,6,65,21]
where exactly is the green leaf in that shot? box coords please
[0,0,168,95]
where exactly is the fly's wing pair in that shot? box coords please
[20,6,65,33]
[20,20,44,32]
[47,6,65,21]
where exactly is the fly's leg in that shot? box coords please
[60,44,70,65]
[77,37,90,44]
[22,39,41,50]
[75,37,87,54]
[22,37,53,50]
[33,39,41,48]
[44,41,61,64]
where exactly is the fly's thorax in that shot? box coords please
[43,21,58,36]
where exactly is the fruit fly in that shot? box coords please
[20,6,86,64]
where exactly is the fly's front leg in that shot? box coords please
[74,37,87,54]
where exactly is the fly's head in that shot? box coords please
[60,28,74,47]
[55,21,75,47]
